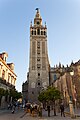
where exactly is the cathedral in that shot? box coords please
[22,9,80,106]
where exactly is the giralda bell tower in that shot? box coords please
[28,8,50,103]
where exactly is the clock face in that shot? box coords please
[37,21,40,25]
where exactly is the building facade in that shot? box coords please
[0,52,17,108]
[51,61,80,107]
[27,9,50,103]
[0,52,17,90]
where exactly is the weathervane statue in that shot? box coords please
[35,8,39,12]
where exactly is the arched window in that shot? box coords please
[32,30,33,35]
[8,73,10,83]
[38,82,40,86]
[54,74,57,81]
[37,58,40,61]
[44,31,46,35]
[34,30,36,35]
[38,73,40,76]
[2,70,5,79]
[37,29,40,35]
[41,31,43,35]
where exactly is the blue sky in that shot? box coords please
[0,0,80,92]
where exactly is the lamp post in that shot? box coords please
[69,71,76,118]
[73,84,77,113]
[69,96,75,118]
[74,98,77,112]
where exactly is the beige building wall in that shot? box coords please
[0,52,17,88]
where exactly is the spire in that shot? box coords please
[59,62,61,68]
[45,22,47,28]
[34,8,42,25]
[35,8,41,18]
[30,21,32,27]
[35,8,39,13]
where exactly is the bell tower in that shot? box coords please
[28,9,50,103]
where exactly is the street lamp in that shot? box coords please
[73,85,77,113]
[70,71,77,109]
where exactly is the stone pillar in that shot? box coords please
[69,100,75,118]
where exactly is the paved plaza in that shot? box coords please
[0,108,80,120]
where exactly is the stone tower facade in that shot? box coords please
[27,9,50,103]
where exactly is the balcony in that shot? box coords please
[0,78,15,89]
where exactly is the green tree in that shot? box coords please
[38,86,61,116]
[38,90,47,103]
[9,89,22,101]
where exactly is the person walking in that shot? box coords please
[60,103,65,117]
[11,105,15,114]
[38,104,43,117]
[47,105,50,117]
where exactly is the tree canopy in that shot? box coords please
[38,86,61,102]
[0,88,22,101]
[38,86,61,116]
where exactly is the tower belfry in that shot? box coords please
[28,9,50,103]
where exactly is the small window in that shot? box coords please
[38,82,40,86]
[37,21,40,25]
[37,66,40,69]
[32,91,34,94]
[37,64,41,69]
[37,50,40,54]
[38,73,40,76]
[37,58,40,61]
[37,46,40,48]
[37,42,40,48]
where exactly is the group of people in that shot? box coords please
[8,101,65,117]
[25,103,43,117]
[24,102,65,117]
[47,102,65,117]
[8,102,20,114]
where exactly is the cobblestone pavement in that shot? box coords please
[0,108,80,120]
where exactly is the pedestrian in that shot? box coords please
[30,104,33,115]
[60,103,65,117]
[8,104,10,110]
[47,105,50,117]
[11,105,15,114]
[38,103,43,117]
